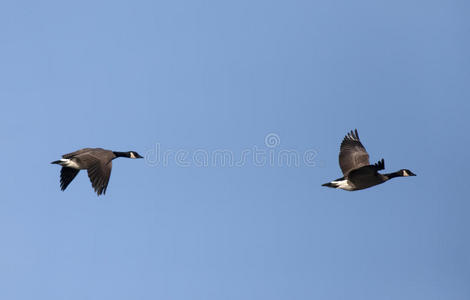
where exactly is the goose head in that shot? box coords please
[400,169,416,177]
[128,151,144,159]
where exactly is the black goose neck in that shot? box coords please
[113,151,129,158]
[384,171,402,180]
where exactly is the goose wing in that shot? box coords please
[339,129,370,176]
[72,150,114,195]
[373,158,385,171]
[85,157,112,196]
[60,167,80,191]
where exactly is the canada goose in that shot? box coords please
[51,148,143,196]
[322,129,415,191]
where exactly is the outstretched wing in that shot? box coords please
[60,167,80,191]
[374,158,385,171]
[339,129,370,176]
[86,159,112,196]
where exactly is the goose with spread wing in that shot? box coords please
[51,148,143,196]
[322,129,415,191]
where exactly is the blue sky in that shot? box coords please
[1,0,469,299]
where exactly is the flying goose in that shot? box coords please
[51,148,143,195]
[322,129,415,191]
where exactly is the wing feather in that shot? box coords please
[86,159,112,196]
[339,129,370,176]
[60,167,80,191]
[374,158,385,171]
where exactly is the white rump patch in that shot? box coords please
[60,159,80,169]
[331,179,355,191]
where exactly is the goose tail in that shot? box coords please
[322,182,338,188]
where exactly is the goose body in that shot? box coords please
[51,148,143,196]
[322,130,415,191]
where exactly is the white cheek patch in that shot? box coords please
[403,170,409,176]
[129,152,136,159]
